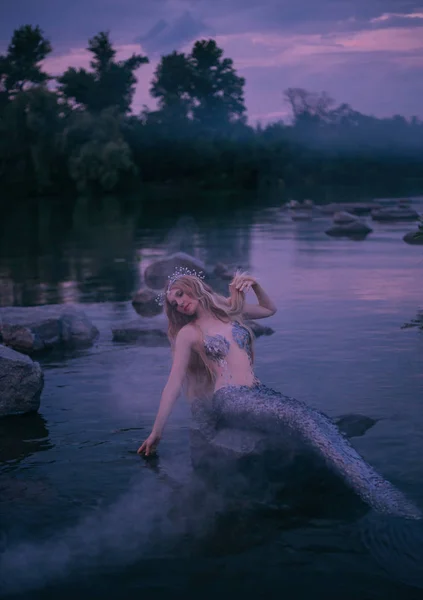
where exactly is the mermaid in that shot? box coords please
[137,269,421,521]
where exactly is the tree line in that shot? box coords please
[1,25,423,206]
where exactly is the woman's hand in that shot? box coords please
[137,431,161,457]
[230,273,258,294]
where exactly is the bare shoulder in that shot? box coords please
[175,324,200,345]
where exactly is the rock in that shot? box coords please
[325,221,373,238]
[29,318,62,348]
[60,309,99,348]
[0,306,99,354]
[144,252,207,290]
[348,203,383,216]
[205,413,377,458]
[0,345,44,417]
[112,316,169,346]
[132,288,163,317]
[286,200,313,212]
[335,414,377,438]
[190,410,379,508]
[401,309,423,330]
[287,200,300,209]
[332,211,359,225]
[318,202,382,216]
[213,262,235,280]
[371,208,419,221]
[403,230,423,245]
[318,204,338,215]
[112,318,274,346]
[247,321,275,338]
[206,427,266,455]
[0,324,45,354]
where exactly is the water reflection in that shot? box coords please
[0,194,420,311]
[0,413,51,464]
[0,198,255,308]
[0,197,142,306]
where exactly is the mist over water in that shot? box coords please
[0,470,232,596]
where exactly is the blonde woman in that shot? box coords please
[138,269,420,521]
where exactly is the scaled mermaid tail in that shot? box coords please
[191,384,421,520]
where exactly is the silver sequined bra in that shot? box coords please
[204,321,253,365]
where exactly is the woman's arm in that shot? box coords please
[243,281,277,320]
[137,325,197,456]
[230,273,277,320]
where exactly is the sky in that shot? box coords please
[1,0,423,124]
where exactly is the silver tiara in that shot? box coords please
[155,266,205,306]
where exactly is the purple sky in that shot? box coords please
[1,0,423,124]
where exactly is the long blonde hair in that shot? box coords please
[164,273,253,399]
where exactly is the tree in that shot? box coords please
[0,87,64,194]
[150,51,193,123]
[0,25,52,97]
[190,40,246,129]
[62,108,137,192]
[284,88,335,125]
[149,39,246,131]
[58,32,148,113]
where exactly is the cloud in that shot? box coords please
[2,0,423,53]
[136,11,210,55]
[195,0,423,35]
[0,0,170,51]
[371,12,423,23]
[211,25,423,71]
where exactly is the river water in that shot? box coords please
[0,198,422,599]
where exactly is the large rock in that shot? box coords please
[204,413,377,457]
[403,230,423,245]
[112,318,274,346]
[0,306,99,354]
[325,221,372,238]
[371,208,419,221]
[144,252,207,290]
[132,288,163,317]
[213,262,235,281]
[190,411,379,508]
[0,345,44,417]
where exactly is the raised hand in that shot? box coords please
[230,273,258,294]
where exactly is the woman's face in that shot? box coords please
[167,286,199,316]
